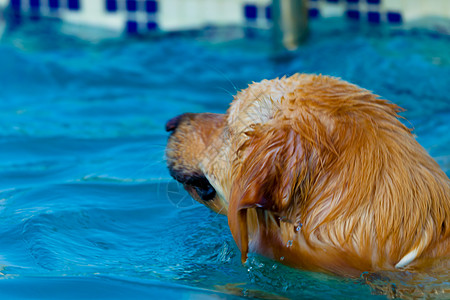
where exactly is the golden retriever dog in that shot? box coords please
[165,74,449,282]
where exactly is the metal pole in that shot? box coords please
[272,0,308,51]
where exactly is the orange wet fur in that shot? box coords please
[165,74,450,279]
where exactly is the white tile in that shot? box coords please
[216,0,244,24]
[320,2,346,18]
[382,0,402,11]
[159,0,245,30]
[61,0,126,31]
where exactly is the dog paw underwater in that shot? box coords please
[165,74,450,295]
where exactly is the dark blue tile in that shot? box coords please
[346,9,360,19]
[244,27,257,39]
[11,10,22,25]
[368,11,380,23]
[30,13,40,20]
[11,0,21,10]
[29,0,39,9]
[146,0,157,13]
[127,0,137,12]
[265,5,271,20]
[68,0,80,10]
[428,31,441,39]
[147,21,157,30]
[244,4,257,19]
[366,0,380,4]
[387,12,402,23]
[326,0,339,3]
[126,20,138,33]
[49,0,59,10]
[106,0,117,12]
[308,8,319,18]
[390,29,405,37]
[346,0,359,3]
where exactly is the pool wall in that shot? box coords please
[0,0,449,35]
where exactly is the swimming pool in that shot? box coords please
[0,18,449,299]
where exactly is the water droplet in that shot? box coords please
[295,223,303,232]
[272,264,278,269]
[280,256,284,261]
[286,240,293,247]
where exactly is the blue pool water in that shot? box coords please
[0,19,449,299]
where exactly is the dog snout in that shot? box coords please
[165,114,185,132]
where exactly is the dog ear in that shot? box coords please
[228,125,310,263]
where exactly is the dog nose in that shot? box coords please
[165,114,184,132]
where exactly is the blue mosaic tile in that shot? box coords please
[244,27,257,38]
[244,4,257,20]
[106,0,117,12]
[49,0,59,10]
[126,20,138,33]
[30,13,40,20]
[29,0,39,9]
[11,0,21,10]
[368,11,380,23]
[146,0,157,13]
[147,21,157,30]
[68,0,80,10]
[346,10,360,20]
[309,8,319,18]
[11,10,22,25]
[127,0,137,12]
[428,31,442,39]
[265,5,271,20]
[366,0,380,4]
[387,12,402,23]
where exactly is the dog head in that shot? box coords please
[165,112,228,214]
[165,74,450,274]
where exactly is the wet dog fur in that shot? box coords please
[165,74,450,279]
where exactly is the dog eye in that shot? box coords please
[188,176,216,201]
[194,183,216,201]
